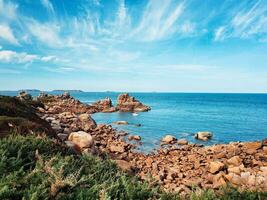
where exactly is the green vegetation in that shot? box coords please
[0,134,164,199]
[0,134,266,200]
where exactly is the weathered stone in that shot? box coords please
[224,173,241,185]
[195,132,213,141]
[162,135,177,144]
[128,135,141,141]
[209,161,224,174]
[177,139,188,145]
[247,174,256,186]
[227,156,242,166]
[240,172,250,184]
[116,93,151,112]
[243,142,262,153]
[79,113,91,121]
[228,166,241,175]
[212,172,226,188]
[68,131,94,151]
[113,121,128,125]
[109,144,125,153]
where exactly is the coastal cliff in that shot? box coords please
[0,92,266,199]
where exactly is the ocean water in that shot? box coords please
[1,91,267,152]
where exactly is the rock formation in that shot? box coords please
[17,91,33,101]
[116,93,151,112]
[195,131,213,141]
[92,97,117,112]
[162,135,177,144]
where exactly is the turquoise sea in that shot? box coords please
[1,91,267,152]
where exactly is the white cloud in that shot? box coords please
[117,0,128,28]
[0,0,18,20]
[0,50,38,63]
[41,0,55,15]
[180,21,195,34]
[27,21,62,47]
[214,26,226,41]
[0,24,19,45]
[0,50,60,64]
[40,55,57,62]
[132,0,185,41]
[214,1,267,41]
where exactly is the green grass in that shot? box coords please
[0,134,266,200]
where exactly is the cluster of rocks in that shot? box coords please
[37,92,98,114]
[91,97,117,113]
[131,141,267,195]
[116,93,151,112]
[90,93,151,113]
[34,91,266,195]
[36,92,136,160]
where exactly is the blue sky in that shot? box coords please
[0,0,267,92]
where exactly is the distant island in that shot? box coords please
[18,89,41,93]
[51,90,84,93]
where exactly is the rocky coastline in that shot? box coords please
[2,91,267,196]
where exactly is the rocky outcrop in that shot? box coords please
[17,91,33,101]
[113,121,129,125]
[37,92,98,114]
[92,97,117,113]
[195,131,213,141]
[116,93,151,112]
[128,135,141,141]
[162,135,177,144]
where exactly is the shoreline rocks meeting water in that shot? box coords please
[1,91,267,196]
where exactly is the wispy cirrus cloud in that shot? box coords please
[213,0,267,42]
[0,0,18,20]
[41,0,55,15]
[0,49,58,64]
[0,24,19,45]
[131,0,185,41]
[0,50,37,63]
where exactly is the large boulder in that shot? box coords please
[209,161,224,174]
[162,135,177,144]
[116,93,151,112]
[195,131,213,141]
[68,131,94,151]
[78,113,97,130]
[177,139,188,145]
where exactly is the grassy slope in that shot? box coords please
[0,96,54,137]
[0,135,266,200]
